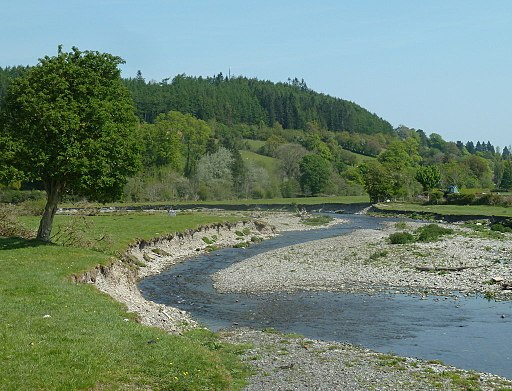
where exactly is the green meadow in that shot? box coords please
[375,202,512,218]
[69,195,370,210]
[1,212,250,390]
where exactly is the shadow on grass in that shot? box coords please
[0,236,50,250]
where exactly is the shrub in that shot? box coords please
[445,193,476,205]
[151,248,170,256]
[0,189,45,204]
[17,199,46,216]
[0,204,34,238]
[50,215,113,251]
[301,215,334,226]
[416,224,453,242]
[490,223,512,233]
[475,193,503,206]
[233,241,250,248]
[429,190,445,204]
[281,179,301,198]
[250,187,265,199]
[369,250,388,261]
[202,236,215,245]
[389,232,415,244]
[394,221,408,230]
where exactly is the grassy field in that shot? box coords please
[1,212,251,390]
[19,212,240,256]
[62,195,370,210]
[341,149,376,164]
[239,150,280,178]
[375,202,512,218]
[242,139,265,152]
[241,138,376,165]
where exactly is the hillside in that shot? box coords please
[123,73,394,135]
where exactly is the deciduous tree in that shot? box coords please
[415,165,441,194]
[0,46,140,241]
[299,154,331,196]
[359,160,394,203]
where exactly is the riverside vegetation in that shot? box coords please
[3,50,512,217]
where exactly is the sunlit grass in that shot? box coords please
[376,202,512,217]
[1,212,250,390]
[20,212,240,255]
[240,150,280,178]
[61,195,370,209]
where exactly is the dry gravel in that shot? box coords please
[221,328,512,390]
[214,221,512,299]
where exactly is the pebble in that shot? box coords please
[221,328,512,390]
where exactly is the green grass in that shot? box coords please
[1,212,251,390]
[240,150,280,178]
[342,149,377,164]
[64,195,370,210]
[243,139,265,152]
[376,202,512,218]
[301,215,334,226]
[19,212,239,255]
[389,224,453,244]
[241,138,376,165]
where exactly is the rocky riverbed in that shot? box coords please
[88,211,336,333]
[221,328,512,391]
[213,220,512,299]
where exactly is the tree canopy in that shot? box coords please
[415,165,441,195]
[299,154,331,196]
[0,46,140,241]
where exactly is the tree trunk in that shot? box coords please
[36,180,64,242]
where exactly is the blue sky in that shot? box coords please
[2,0,511,147]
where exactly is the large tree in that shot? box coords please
[299,154,331,196]
[500,160,512,190]
[150,111,211,178]
[0,47,140,242]
[359,160,394,203]
[415,165,441,194]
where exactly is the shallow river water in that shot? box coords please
[139,215,512,379]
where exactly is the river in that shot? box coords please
[139,214,512,379]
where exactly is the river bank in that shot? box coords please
[221,328,512,391]
[87,211,336,333]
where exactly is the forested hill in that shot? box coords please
[123,73,394,135]
[0,67,392,135]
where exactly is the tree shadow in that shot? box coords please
[0,236,51,250]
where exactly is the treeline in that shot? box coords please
[123,72,394,136]
[359,126,512,202]
[125,110,512,202]
[2,65,511,204]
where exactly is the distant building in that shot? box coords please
[447,185,459,194]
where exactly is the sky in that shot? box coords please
[1,0,511,147]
